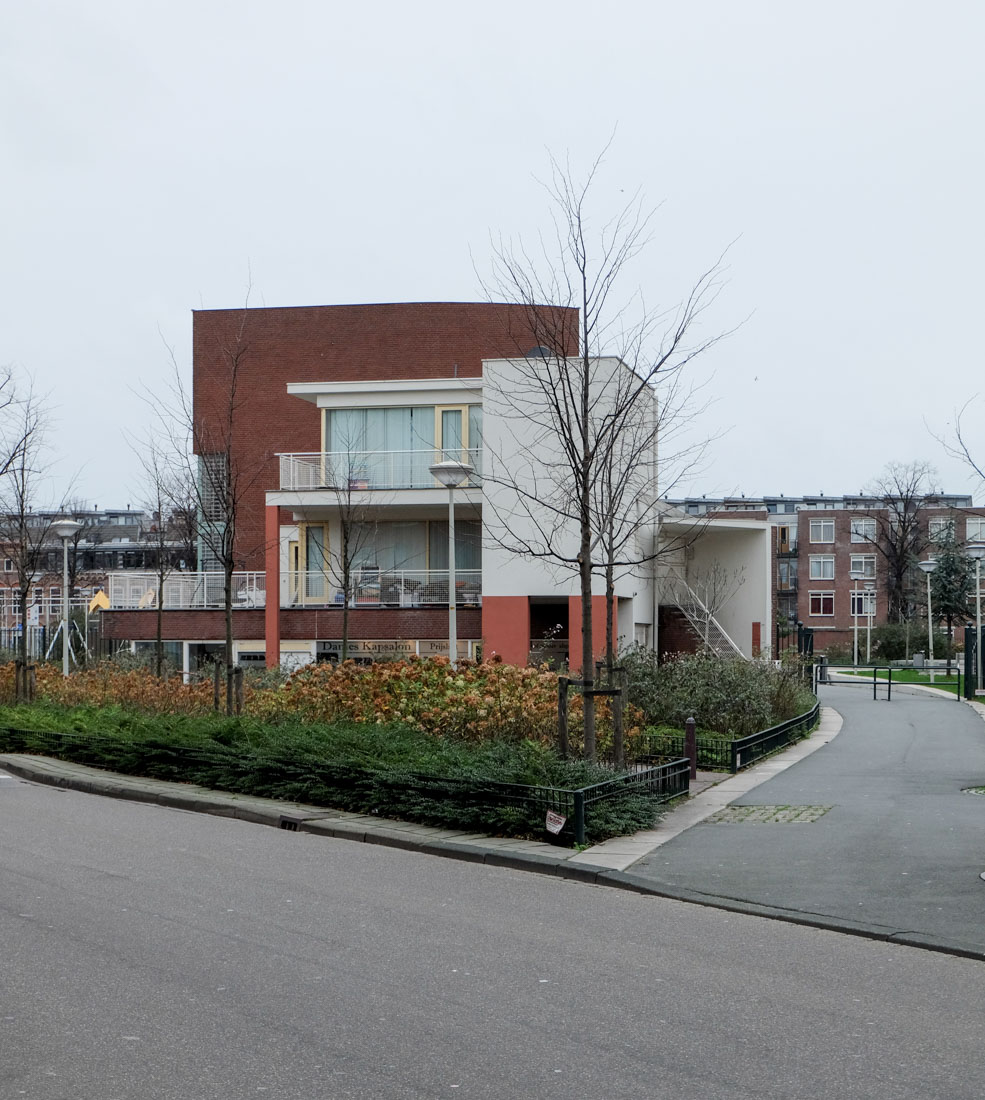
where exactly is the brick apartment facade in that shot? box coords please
[104,301,646,670]
[668,494,985,653]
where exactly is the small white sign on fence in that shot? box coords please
[545,810,566,835]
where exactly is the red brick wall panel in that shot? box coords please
[192,303,579,570]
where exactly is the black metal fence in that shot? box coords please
[632,699,820,774]
[0,725,690,848]
[728,701,820,770]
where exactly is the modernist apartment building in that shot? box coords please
[668,493,985,652]
[101,302,715,671]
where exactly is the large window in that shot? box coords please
[809,519,835,543]
[849,554,876,578]
[851,591,876,617]
[326,407,435,453]
[850,517,876,543]
[350,520,481,572]
[929,517,956,542]
[809,591,834,616]
[967,518,985,541]
[809,555,835,580]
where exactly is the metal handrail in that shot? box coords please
[278,449,483,491]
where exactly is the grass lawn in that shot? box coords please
[834,667,962,695]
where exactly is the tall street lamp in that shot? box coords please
[51,518,83,677]
[918,558,938,679]
[429,459,474,668]
[965,542,985,693]
[864,580,875,663]
[849,570,865,666]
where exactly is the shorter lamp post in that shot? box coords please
[864,580,875,663]
[50,518,83,677]
[428,459,475,668]
[918,558,938,681]
[849,570,864,666]
[965,542,985,693]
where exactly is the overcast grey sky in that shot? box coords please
[3,0,983,509]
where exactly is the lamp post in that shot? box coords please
[918,558,938,680]
[51,518,83,677]
[849,570,864,667]
[965,542,985,694]
[428,459,474,667]
[864,580,875,663]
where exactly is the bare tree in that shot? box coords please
[155,302,268,713]
[481,149,727,759]
[862,461,937,623]
[0,387,67,697]
[316,449,386,662]
[136,438,196,677]
[672,562,746,650]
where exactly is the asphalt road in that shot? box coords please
[2,774,984,1099]
[630,684,985,953]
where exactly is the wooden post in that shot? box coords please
[684,716,697,780]
[557,676,569,758]
[613,683,625,771]
[233,666,244,715]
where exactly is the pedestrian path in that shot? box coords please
[626,684,985,958]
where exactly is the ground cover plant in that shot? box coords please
[0,659,659,843]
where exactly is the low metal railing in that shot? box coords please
[106,572,266,610]
[730,700,820,770]
[284,569,481,608]
[0,725,688,848]
[278,449,483,492]
[638,699,820,772]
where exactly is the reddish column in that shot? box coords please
[752,621,761,657]
[567,595,613,672]
[264,504,281,667]
[482,596,530,665]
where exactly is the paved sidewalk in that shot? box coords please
[0,712,840,889]
[626,684,985,960]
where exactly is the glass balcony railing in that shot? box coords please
[284,569,481,608]
[278,450,483,492]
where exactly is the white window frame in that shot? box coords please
[849,554,876,579]
[851,591,876,617]
[929,517,955,542]
[809,555,835,580]
[809,591,835,616]
[809,519,835,543]
[850,517,876,543]
[967,518,985,542]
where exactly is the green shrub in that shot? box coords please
[0,703,663,844]
[621,647,815,738]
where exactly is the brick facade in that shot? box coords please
[193,302,578,570]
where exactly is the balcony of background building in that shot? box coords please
[107,572,266,610]
[285,569,482,609]
[278,450,483,492]
[776,530,799,555]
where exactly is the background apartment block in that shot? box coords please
[668,493,985,653]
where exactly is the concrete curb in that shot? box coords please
[11,708,980,960]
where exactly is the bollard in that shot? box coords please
[684,716,697,780]
[557,676,569,759]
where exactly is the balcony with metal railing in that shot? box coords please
[278,449,482,492]
[107,572,266,610]
[285,569,481,608]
